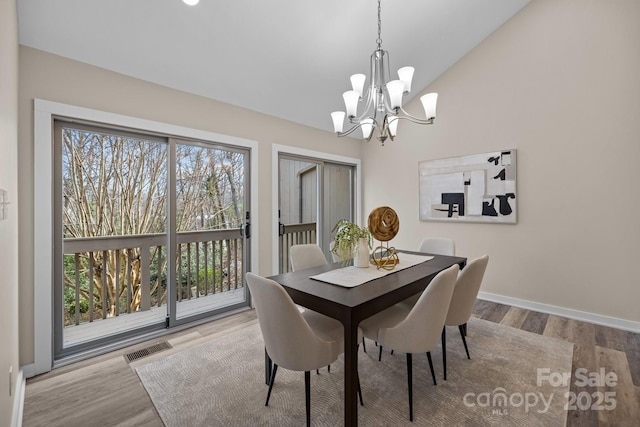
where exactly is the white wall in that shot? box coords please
[18,46,361,367]
[0,0,21,424]
[361,0,640,325]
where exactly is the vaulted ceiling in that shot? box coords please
[17,0,530,133]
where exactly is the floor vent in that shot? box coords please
[125,341,172,363]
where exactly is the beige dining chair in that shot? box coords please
[290,244,329,271]
[398,237,456,309]
[441,254,489,380]
[289,243,332,371]
[246,273,362,426]
[359,264,459,421]
[417,237,456,256]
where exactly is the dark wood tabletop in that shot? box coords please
[268,250,467,426]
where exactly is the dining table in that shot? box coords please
[267,250,467,426]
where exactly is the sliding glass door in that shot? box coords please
[277,154,354,273]
[54,121,251,359]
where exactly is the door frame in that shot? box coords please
[31,99,259,376]
[271,144,361,273]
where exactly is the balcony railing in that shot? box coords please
[278,222,317,273]
[63,229,244,327]
[64,222,321,328]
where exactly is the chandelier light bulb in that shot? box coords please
[420,93,438,119]
[361,118,374,139]
[183,0,199,5]
[397,66,414,93]
[343,91,360,118]
[350,74,366,98]
[387,115,399,137]
[386,80,405,110]
[331,111,346,133]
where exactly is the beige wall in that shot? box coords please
[0,0,20,423]
[362,0,640,323]
[17,46,360,365]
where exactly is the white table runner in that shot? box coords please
[309,253,434,288]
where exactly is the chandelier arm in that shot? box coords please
[365,128,376,143]
[398,106,436,124]
[335,122,366,138]
[381,115,394,142]
[381,90,395,114]
[382,50,393,110]
[348,90,376,123]
[394,114,435,126]
[337,115,382,139]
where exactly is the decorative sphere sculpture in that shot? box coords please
[368,206,399,242]
[368,206,400,270]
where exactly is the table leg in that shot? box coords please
[343,315,359,426]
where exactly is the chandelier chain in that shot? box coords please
[376,0,382,49]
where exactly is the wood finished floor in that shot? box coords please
[23,302,640,426]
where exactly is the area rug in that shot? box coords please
[136,317,572,426]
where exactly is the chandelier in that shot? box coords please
[330,0,438,145]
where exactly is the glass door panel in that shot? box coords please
[173,141,250,322]
[322,163,354,260]
[55,122,169,358]
[278,155,355,273]
[278,157,319,273]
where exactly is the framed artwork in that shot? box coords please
[419,149,517,224]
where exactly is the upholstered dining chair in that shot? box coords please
[398,237,456,309]
[358,264,459,421]
[290,244,329,271]
[289,244,332,371]
[417,237,455,256]
[246,273,362,426]
[441,254,489,380]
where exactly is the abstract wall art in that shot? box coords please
[419,149,517,224]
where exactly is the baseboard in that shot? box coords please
[12,368,25,427]
[21,363,36,380]
[478,291,640,333]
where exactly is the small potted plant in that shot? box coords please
[331,219,373,267]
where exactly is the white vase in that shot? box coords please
[355,237,370,268]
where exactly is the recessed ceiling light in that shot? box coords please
[183,0,199,5]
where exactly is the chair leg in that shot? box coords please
[265,348,272,385]
[265,364,278,406]
[315,365,331,374]
[357,372,364,406]
[426,351,437,385]
[305,371,311,427]
[459,324,470,359]
[378,345,383,362]
[406,353,414,422]
[362,337,367,353]
[441,327,447,381]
